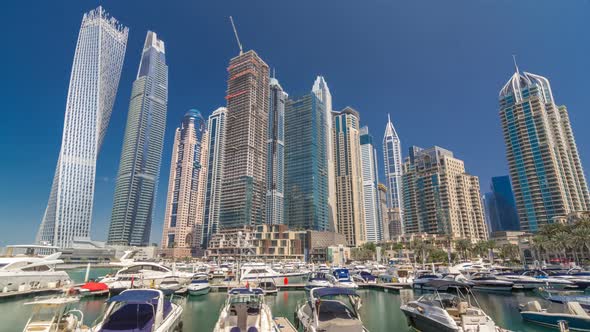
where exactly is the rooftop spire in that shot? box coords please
[512,54,519,74]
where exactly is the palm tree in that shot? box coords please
[499,244,520,262]
[455,239,472,261]
[486,240,497,262]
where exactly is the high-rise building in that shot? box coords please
[201,107,228,248]
[378,183,390,241]
[266,77,287,225]
[333,107,366,246]
[402,146,488,241]
[312,76,338,232]
[107,31,167,246]
[360,126,382,242]
[499,67,590,232]
[160,110,208,258]
[284,93,329,231]
[219,50,270,228]
[483,176,520,233]
[36,7,128,248]
[383,114,403,233]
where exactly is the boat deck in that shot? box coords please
[274,317,297,332]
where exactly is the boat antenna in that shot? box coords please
[229,16,243,55]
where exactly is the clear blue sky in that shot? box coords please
[1,0,589,245]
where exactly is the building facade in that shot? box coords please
[333,107,366,246]
[499,68,590,232]
[201,107,228,248]
[360,126,383,242]
[266,77,287,225]
[312,76,338,232]
[284,94,329,231]
[36,7,128,248]
[378,183,390,241]
[402,146,488,241]
[107,31,167,246]
[483,176,520,233]
[383,114,404,233]
[160,110,208,258]
[219,50,270,228]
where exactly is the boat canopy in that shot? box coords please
[107,290,161,303]
[312,287,358,298]
[229,288,264,295]
[424,279,470,289]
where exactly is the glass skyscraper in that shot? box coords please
[284,93,329,230]
[201,107,228,248]
[107,31,168,246]
[499,68,590,232]
[266,77,287,225]
[36,7,128,248]
[383,114,403,235]
[483,176,520,233]
[360,126,383,242]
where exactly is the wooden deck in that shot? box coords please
[274,317,297,332]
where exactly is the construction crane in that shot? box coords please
[229,16,243,55]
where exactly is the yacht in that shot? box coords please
[239,265,306,284]
[469,273,514,292]
[352,271,376,284]
[257,278,278,295]
[520,300,590,331]
[494,271,545,290]
[412,272,443,290]
[521,270,576,289]
[305,272,334,290]
[0,245,71,292]
[187,273,210,296]
[295,287,367,332]
[100,262,192,291]
[91,289,183,332]
[23,296,86,332]
[213,288,279,332]
[332,268,358,289]
[401,280,509,332]
[158,276,183,295]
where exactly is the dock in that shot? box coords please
[274,317,297,332]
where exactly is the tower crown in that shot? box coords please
[499,70,554,104]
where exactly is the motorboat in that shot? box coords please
[520,270,576,289]
[77,281,109,297]
[520,300,590,331]
[91,289,183,332]
[23,296,86,332]
[257,278,278,295]
[494,272,546,290]
[212,288,278,332]
[0,245,71,292]
[332,268,358,289]
[401,280,509,332]
[352,271,376,284]
[295,287,367,332]
[187,273,210,296]
[469,273,514,292]
[158,276,183,295]
[378,264,416,284]
[412,272,443,290]
[240,265,306,284]
[100,262,192,291]
[370,264,387,276]
[305,272,334,290]
[538,288,590,310]
[546,268,590,290]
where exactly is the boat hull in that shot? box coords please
[401,307,458,332]
[188,286,211,296]
[521,311,590,331]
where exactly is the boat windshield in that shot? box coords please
[418,293,460,309]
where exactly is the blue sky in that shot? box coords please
[1,0,589,245]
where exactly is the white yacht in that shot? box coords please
[240,265,306,284]
[0,245,71,292]
[100,262,192,292]
[213,288,279,332]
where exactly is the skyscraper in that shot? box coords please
[377,183,390,241]
[36,7,128,248]
[284,93,329,231]
[201,107,228,248]
[312,76,338,232]
[483,176,520,233]
[383,114,403,233]
[402,146,488,241]
[499,67,590,232]
[333,107,366,246]
[219,50,270,228]
[360,126,382,242]
[160,110,208,258]
[107,31,168,246]
[266,77,287,225]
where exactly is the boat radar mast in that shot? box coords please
[229,16,243,55]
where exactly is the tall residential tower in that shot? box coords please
[266,77,287,225]
[107,31,168,246]
[219,50,270,228]
[333,107,366,246]
[499,68,590,232]
[36,7,128,248]
[383,114,403,236]
[160,110,208,258]
[360,126,383,242]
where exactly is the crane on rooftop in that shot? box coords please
[229,16,243,55]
